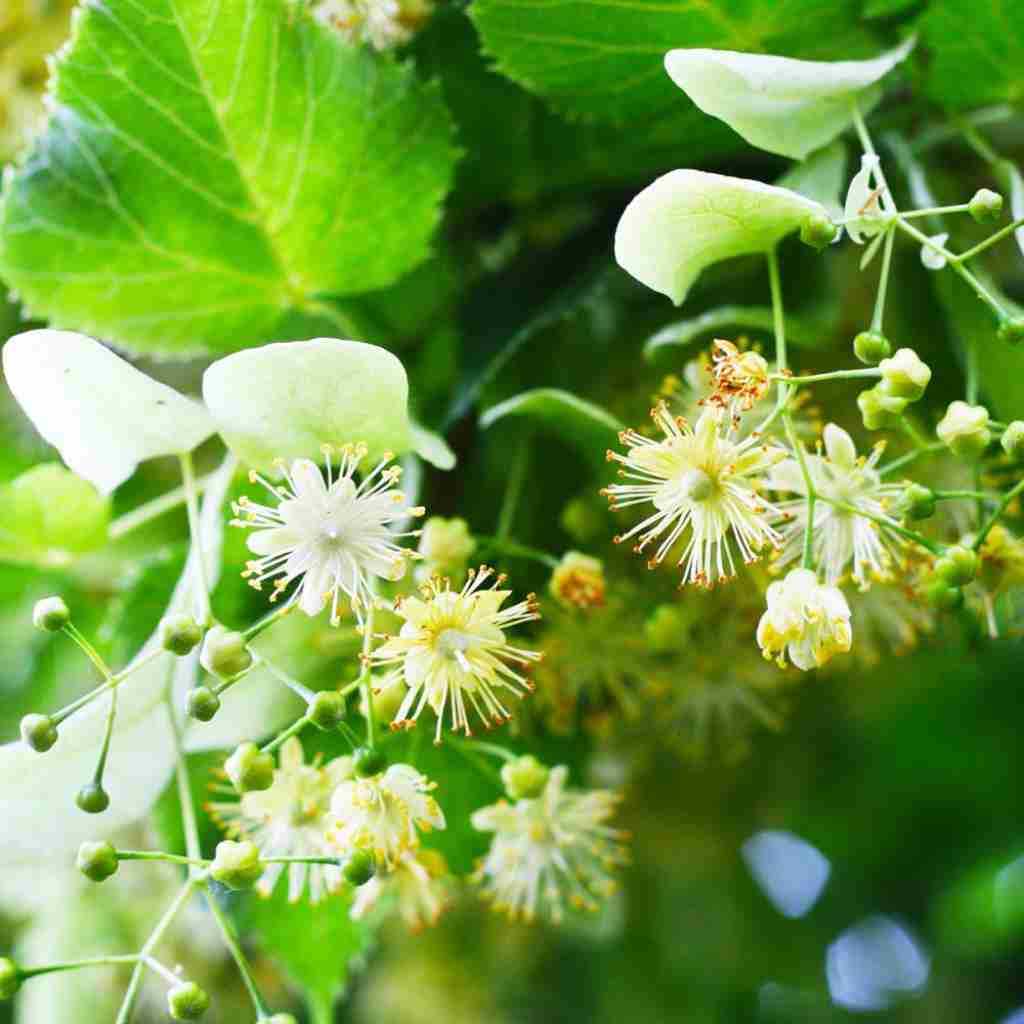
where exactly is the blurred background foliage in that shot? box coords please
[3,0,1024,1021]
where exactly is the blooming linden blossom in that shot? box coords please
[370,566,541,741]
[351,848,452,932]
[316,0,432,50]
[232,443,424,625]
[208,738,353,904]
[471,765,629,924]
[329,763,445,869]
[757,568,852,671]
[770,424,904,586]
[604,404,787,586]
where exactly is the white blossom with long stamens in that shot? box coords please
[604,403,788,587]
[231,443,424,625]
[370,566,541,742]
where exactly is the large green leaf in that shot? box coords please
[923,0,1024,110]
[0,0,458,356]
[470,0,877,124]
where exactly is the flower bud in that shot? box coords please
[308,690,345,731]
[416,517,476,582]
[900,483,936,521]
[77,840,119,882]
[210,839,263,891]
[200,626,252,679]
[20,713,58,752]
[161,614,203,656]
[341,849,376,887]
[549,551,606,609]
[924,579,963,611]
[800,212,839,250]
[853,330,892,365]
[878,348,931,401]
[186,686,221,722]
[935,544,979,586]
[998,317,1024,345]
[501,754,549,799]
[937,401,991,457]
[968,188,1003,223]
[353,746,387,778]
[0,957,21,1000]
[1001,421,1024,459]
[168,981,210,1020]
[857,386,908,431]
[225,742,275,793]
[32,595,70,632]
[76,781,110,814]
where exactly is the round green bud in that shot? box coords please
[1001,421,1024,459]
[935,545,979,586]
[168,981,210,1021]
[853,330,892,365]
[857,386,908,431]
[501,755,549,800]
[968,188,1003,223]
[341,849,376,887]
[0,957,20,1001]
[161,614,203,656]
[20,713,58,753]
[210,839,263,891]
[76,782,110,814]
[936,400,991,458]
[308,690,345,731]
[200,625,253,680]
[186,686,221,723]
[800,212,839,250]
[998,317,1024,346]
[878,348,931,402]
[225,742,275,794]
[924,580,964,611]
[32,595,70,632]
[901,483,936,521]
[352,746,387,778]
[77,840,119,882]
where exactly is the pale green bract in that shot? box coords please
[664,37,915,160]
[614,171,829,305]
[776,141,847,221]
[2,329,214,494]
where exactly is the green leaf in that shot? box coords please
[480,388,622,467]
[923,0,1024,110]
[471,0,879,124]
[0,0,458,356]
[241,887,375,1022]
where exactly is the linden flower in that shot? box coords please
[604,403,787,586]
[370,566,541,741]
[471,766,629,924]
[549,551,607,610]
[770,424,903,587]
[329,763,445,869]
[208,738,352,904]
[315,0,433,50]
[351,849,452,932]
[232,443,424,625]
[757,568,852,671]
[708,339,771,415]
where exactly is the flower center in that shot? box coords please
[679,467,714,502]
[436,627,479,659]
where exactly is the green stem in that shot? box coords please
[262,856,344,866]
[468,740,518,762]
[50,647,166,727]
[204,888,270,1017]
[878,442,946,478]
[851,102,896,212]
[180,452,212,628]
[92,683,118,788]
[901,417,931,450]
[785,416,817,570]
[167,695,202,874]
[955,215,1024,264]
[934,490,999,501]
[260,659,316,702]
[449,738,504,784]
[19,955,141,980]
[871,227,896,331]
[816,495,944,554]
[261,714,311,755]
[774,368,881,385]
[63,622,115,682]
[242,603,294,642]
[973,477,1024,550]
[496,437,531,541]
[108,475,215,540]
[116,850,208,867]
[900,203,971,219]
[476,536,559,569]
[360,600,376,749]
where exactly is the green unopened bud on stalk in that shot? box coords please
[168,981,210,1020]
[76,781,110,814]
[968,188,1003,223]
[998,317,1024,346]
[924,579,964,611]
[1001,421,1024,459]
[878,348,931,401]
[0,957,21,1000]
[935,545,979,586]
[20,713,58,752]
[32,595,70,632]
[161,613,203,656]
[800,212,839,250]
[308,690,345,730]
[853,330,892,365]
[501,755,549,799]
[210,839,263,890]
[225,742,275,794]
[200,626,252,679]
[353,746,387,778]
[341,849,376,887]
[899,483,936,521]
[857,386,908,431]
[77,840,119,882]
[186,686,221,722]
[937,401,991,457]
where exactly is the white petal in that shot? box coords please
[615,170,828,305]
[203,338,413,474]
[2,330,214,494]
[844,155,886,245]
[823,424,858,468]
[920,233,949,270]
[664,37,915,160]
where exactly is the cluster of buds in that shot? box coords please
[857,348,931,429]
